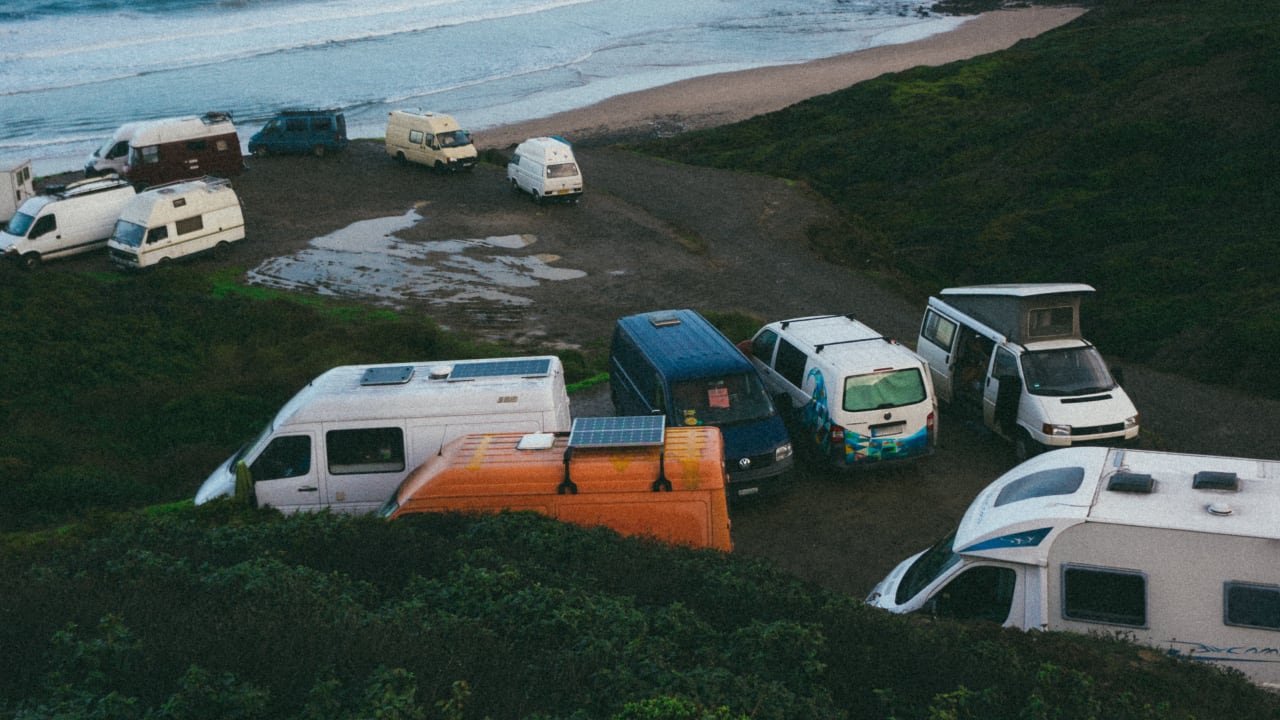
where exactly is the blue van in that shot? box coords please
[248,110,347,157]
[610,309,794,499]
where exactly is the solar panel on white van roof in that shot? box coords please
[448,358,552,380]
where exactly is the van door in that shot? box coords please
[250,432,322,513]
[918,308,960,402]
[984,345,1021,437]
[322,425,408,512]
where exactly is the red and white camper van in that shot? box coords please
[122,112,244,187]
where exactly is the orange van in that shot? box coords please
[381,423,732,551]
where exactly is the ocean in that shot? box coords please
[0,0,967,175]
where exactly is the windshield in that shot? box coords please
[896,531,962,605]
[437,130,471,148]
[670,372,775,427]
[1021,345,1116,397]
[112,220,147,248]
[547,162,578,178]
[6,211,34,237]
[843,368,928,412]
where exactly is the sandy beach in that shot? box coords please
[479,5,1087,150]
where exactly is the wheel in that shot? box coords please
[433,161,446,173]
[21,252,41,271]
[253,146,269,158]
[213,241,231,260]
[395,151,407,164]
[311,145,325,158]
[1013,430,1041,463]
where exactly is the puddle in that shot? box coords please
[246,208,586,306]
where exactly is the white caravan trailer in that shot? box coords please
[107,176,244,269]
[2,159,34,226]
[195,356,572,514]
[867,446,1280,689]
[915,283,1139,460]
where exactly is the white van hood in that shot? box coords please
[865,549,926,613]
[1029,386,1138,427]
[194,454,236,504]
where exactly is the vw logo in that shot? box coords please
[738,457,752,470]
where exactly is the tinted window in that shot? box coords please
[327,427,405,475]
[1225,582,1280,631]
[312,117,332,132]
[29,213,55,239]
[934,565,1016,623]
[921,309,958,351]
[286,118,308,132]
[186,140,207,151]
[750,329,779,366]
[251,435,311,481]
[175,216,203,235]
[995,466,1085,506]
[775,339,808,388]
[146,226,168,244]
[670,372,774,426]
[1063,566,1146,627]
[993,347,1019,381]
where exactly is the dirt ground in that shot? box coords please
[43,140,1280,597]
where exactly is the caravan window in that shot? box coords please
[1062,565,1146,627]
[175,216,203,235]
[1225,582,1280,631]
[921,310,958,351]
[1028,306,1074,339]
[408,129,424,144]
[327,427,405,475]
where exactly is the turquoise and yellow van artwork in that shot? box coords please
[801,368,929,464]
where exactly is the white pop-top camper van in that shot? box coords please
[194,356,572,514]
[107,176,244,269]
[867,446,1280,689]
[507,136,583,203]
[744,314,936,468]
[1,174,137,269]
[915,283,1139,460]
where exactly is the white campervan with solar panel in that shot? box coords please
[867,446,1280,689]
[194,356,571,514]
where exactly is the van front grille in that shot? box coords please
[1071,422,1126,436]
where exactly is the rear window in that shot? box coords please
[843,368,927,412]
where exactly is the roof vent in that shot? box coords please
[1193,470,1239,492]
[1107,472,1154,494]
[1207,502,1234,516]
[361,365,415,386]
[648,312,682,328]
[427,365,452,380]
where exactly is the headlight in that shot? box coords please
[1124,414,1139,430]
[776,443,793,462]
[1041,423,1072,438]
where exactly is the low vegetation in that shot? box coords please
[4,0,1279,717]
[634,0,1280,400]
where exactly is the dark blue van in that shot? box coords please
[610,309,794,499]
[248,110,347,158]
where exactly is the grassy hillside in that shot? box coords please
[3,506,1276,719]
[633,0,1280,399]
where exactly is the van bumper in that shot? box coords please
[725,453,795,499]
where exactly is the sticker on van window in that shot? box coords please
[708,387,729,408]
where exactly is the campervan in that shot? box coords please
[2,159,34,227]
[867,446,1280,689]
[744,314,937,468]
[384,110,477,172]
[122,112,243,187]
[0,175,136,269]
[507,136,583,203]
[195,356,573,514]
[382,419,733,551]
[915,284,1139,460]
[248,109,347,157]
[84,121,141,177]
[610,309,793,499]
[107,177,244,269]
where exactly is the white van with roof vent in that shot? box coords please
[507,136,583,204]
[915,283,1139,460]
[744,314,937,468]
[0,174,137,269]
[107,176,244,269]
[384,110,477,172]
[194,356,572,514]
[868,446,1280,689]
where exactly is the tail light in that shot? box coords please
[829,424,845,455]
[927,411,937,446]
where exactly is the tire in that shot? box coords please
[395,151,406,164]
[213,241,231,260]
[312,145,326,158]
[433,161,446,174]
[21,252,41,271]
[1014,430,1041,463]
[252,146,269,158]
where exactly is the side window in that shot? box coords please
[934,565,1016,623]
[1225,582,1280,631]
[921,310,958,352]
[327,427,405,475]
[408,129,424,144]
[750,330,779,365]
[250,435,311,481]
[141,146,160,165]
[108,141,129,159]
[1062,565,1147,627]
[312,117,332,132]
[29,214,56,239]
[510,155,520,167]
[175,215,203,235]
[285,118,308,132]
[992,347,1019,381]
[186,140,207,151]
[146,226,168,244]
[775,339,808,389]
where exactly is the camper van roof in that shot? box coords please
[939,283,1095,298]
[618,309,754,382]
[271,357,563,428]
[773,315,921,368]
[953,447,1280,565]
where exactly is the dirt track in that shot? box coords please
[44,141,1280,596]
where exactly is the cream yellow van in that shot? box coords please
[384,110,477,172]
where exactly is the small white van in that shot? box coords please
[84,121,141,178]
[507,136,583,204]
[744,314,937,468]
[0,174,137,269]
[384,110,477,172]
[194,356,573,514]
[107,176,244,269]
[867,446,1280,689]
[915,283,1139,460]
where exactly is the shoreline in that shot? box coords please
[476,5,1088,150]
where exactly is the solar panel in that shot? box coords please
[448,357,552,380]
[568,415,666,448]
